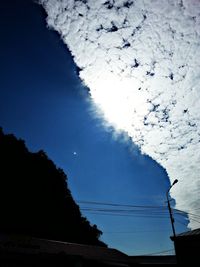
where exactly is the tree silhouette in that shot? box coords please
[0,127,106,247]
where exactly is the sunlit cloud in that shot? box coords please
[40,0,200,229]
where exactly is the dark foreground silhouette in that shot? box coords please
[0,127,106,247]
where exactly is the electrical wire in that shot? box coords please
[79,200,170,219]
[78,200,167,209]
[78,199,200,227]
[78,200,198,223]
[104,229,171,234]
[138,248,174,256]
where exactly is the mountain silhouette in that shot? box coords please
[0,127,106,247]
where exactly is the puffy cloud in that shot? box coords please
[40,0,200,229]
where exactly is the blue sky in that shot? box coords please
[0,0,188,255]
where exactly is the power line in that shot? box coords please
[78,200,167,209]
[104,229,171,234]
[81,211,171,220]
[186,217,200,225]
[175,218,189,227]
[174,209,200,225]
[78,199,199,226]
[78,199,173,220]
[174,209,200,219]
[81,207,169,214]
[138,248,174,256]
[80,203,170,219]
[78,200,198,221]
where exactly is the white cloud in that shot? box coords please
[40,0,200,229]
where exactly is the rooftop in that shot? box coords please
[171,228,200,241]
[176,228,200,237]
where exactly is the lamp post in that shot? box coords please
[166,179,178,238]
[166,179,178,260]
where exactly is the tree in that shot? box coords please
[0,128,106,247]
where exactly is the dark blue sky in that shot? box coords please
[0,0,188,255]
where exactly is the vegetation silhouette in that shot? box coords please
[0,127,106,247]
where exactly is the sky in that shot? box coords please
[0,0,195,256]
[40,0,200,230]
[39,0,200,231]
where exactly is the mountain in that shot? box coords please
[0,127,106,247]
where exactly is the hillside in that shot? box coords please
[0,127,106,247]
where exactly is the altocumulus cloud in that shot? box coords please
[39,0,200,229]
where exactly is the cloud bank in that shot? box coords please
[40,0,200,229]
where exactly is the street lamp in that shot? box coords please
[166,179,178,261]
[166,179,178,238]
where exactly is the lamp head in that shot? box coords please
[172,179,178,186]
